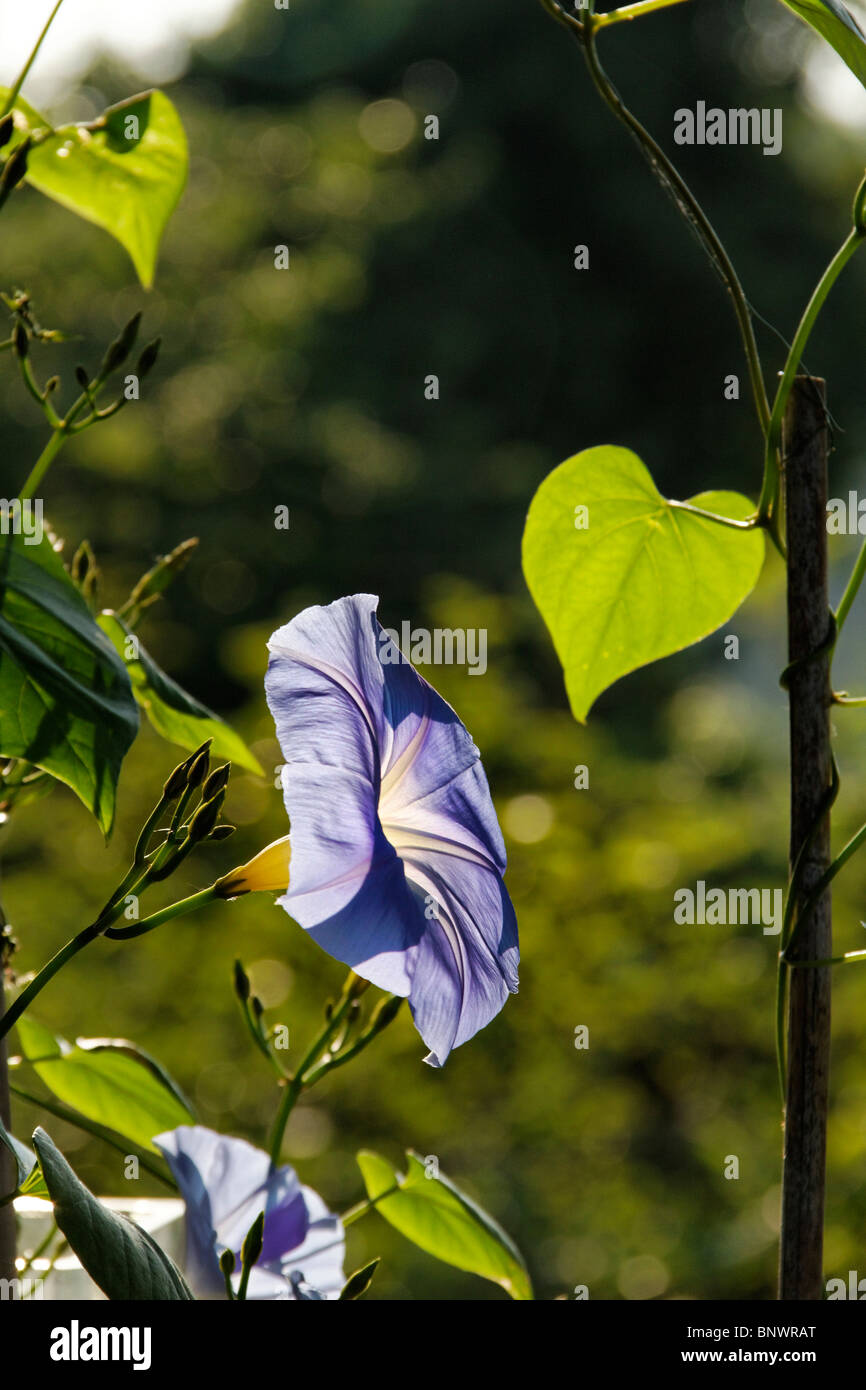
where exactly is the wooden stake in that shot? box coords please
[779,376,832,1301]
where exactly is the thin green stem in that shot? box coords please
[29,1237,68,1290]
[759,225,865,522]
[595,0,691,26]
[785,818,866,959]
[17,1221,57,1272]
[834,535,866,637]
[103,884,218,940]
[267,975,367,1166]
[301,997,403,1089]
[17,428,66,501]
[789,950,866,967]
[0,921,103,1043]
[580,15,770,441]
[1,0,66,118]
[537,0,584,34]
[340,1184,402,1228]
[8,1081,173,1186]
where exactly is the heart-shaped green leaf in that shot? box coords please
[0,530,139,834]
[3,89,187,286]
[32,1128,194,1300]
[522,445,765,721]
[778,0,866,87]
[357,1149,532,1300]
[98,611,264,775]
[17,1017,194,1154]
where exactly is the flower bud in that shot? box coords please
[185,742,212,790]
[202,763,231,801]
[136,337,161,379]
[233,959,250,1002]
[188,788,225,842]
[162,758,192,801]
[240,1211,264,1272]
[98,311,141,378]
[213,836,291,898]
[208,823,236,841]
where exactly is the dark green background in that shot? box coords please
[4,0,866,1299]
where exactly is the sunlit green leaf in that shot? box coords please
[98,611,264,774]
[357,1149,532,1300]
[522,445,765,722]
[3,89,187,286]
[17,1017,194,1153]
[0,530,138,834]
[778,0,866,87]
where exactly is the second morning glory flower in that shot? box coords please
[263,593,519,1067]
[154,1125,345,1300]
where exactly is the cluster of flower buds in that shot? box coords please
[136,740,235,883]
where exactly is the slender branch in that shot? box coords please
[790,950,866,968]
[103,885,218,941]
[267,974,368,1166]
[0,921,104,1044]
[595,0,692,26]
[834,533,866,636]
[17,427,66,501]
[786,818,866,957]
[759,225,865,523]
[1,0,66,119]
[340,1183,402,1228]
[577,15,771,440]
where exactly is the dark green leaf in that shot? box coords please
[99,611,264,774]
[32,1128,194,1300]
[0,531,138,834]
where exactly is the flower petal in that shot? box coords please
[400,847,519,1066]
[154,1126,308,1297]
[265,594,519,1063]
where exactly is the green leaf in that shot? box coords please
[357,1150,532,1300]
[32,1128,194,1300]
[338,1257,380,1300]
[778,0,866,88]
[522,445,765,722]
[17,1017,194,1153]
[4,89,187,286]
[98,611,264,775]
[0,1115,35,1190]
[0,530,139,833]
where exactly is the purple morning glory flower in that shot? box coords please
[154,1126,345,1300]
[264,593,519,1067]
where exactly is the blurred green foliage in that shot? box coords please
[4,0,866,1299]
